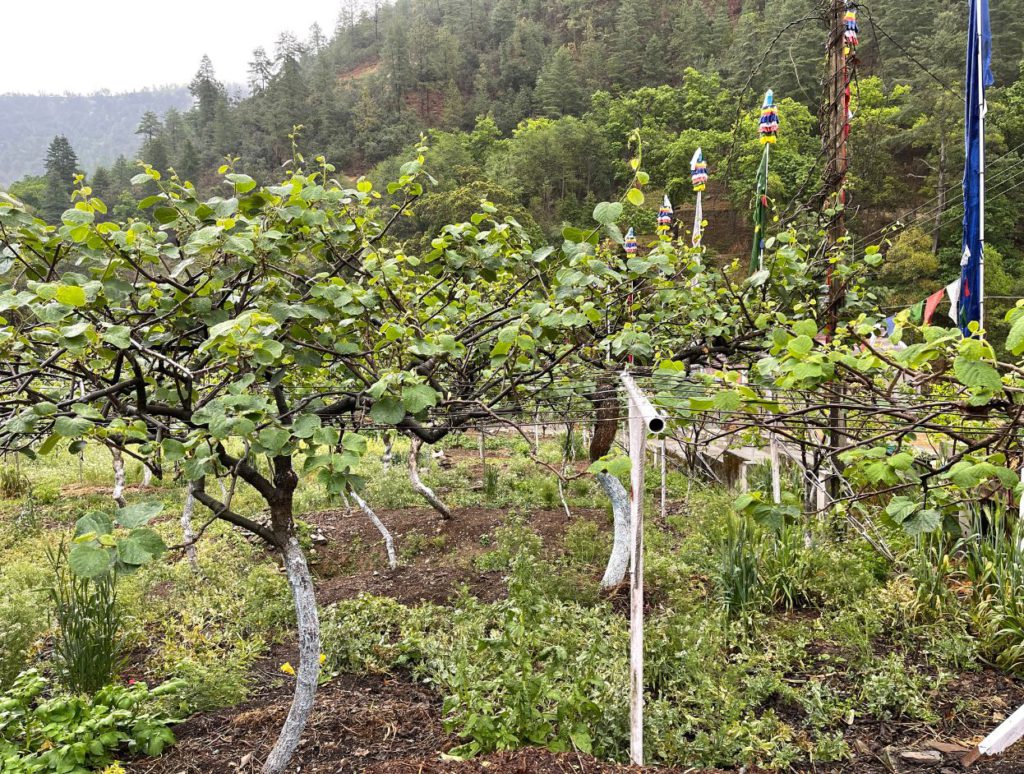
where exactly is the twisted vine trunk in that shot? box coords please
[351,491,398,569]
[110,447,126,508]
[262,534,320,774]
[180,482,199,572]
[408,435,453,519]
[598,472,631,587]
[589,376,631,588]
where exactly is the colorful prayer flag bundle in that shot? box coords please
[843,3,859,54]
[690,148,707,191]
[625,227,638,255]
[759,90,779,145]
[658,195,673,229]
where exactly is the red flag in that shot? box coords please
[923,289,945,324]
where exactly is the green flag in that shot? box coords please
[751,144,770,273]
[908,300,925,325]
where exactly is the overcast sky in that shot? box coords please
[3,2,343,94]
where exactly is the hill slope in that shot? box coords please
[0,87,192,185]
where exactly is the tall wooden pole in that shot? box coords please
[823,0,854,502]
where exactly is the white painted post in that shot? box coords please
[660,437,667,521]
[620,372,667,767]
[769,435,782,505]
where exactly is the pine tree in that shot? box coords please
[308,22,327,55]
[248,47,275,94]
[42,135,79,223]
[135,111,163,142]
[534,48,584,118]
[190,55,224,138]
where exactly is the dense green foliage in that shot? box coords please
[0,669,181,773]
[6,0,1024,320]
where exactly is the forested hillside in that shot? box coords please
[10,0,1024,325]
[0,87,191,186]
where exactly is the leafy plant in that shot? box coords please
[47,542,125,694]
[68,502,168,579]
[0,668,182,772]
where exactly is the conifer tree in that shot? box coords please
[42,135,79,223]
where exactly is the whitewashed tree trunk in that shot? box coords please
[141,465,153,487]
[598,472,631,588]
[262,537,320,774]
[110,447,126,507]
[351,491,398,569]
[180,482,200,572]
[381,432,393,469]
[408,436,453,519]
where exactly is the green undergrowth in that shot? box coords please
[320,484,968,770]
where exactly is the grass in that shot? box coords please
[0,431,1017,769]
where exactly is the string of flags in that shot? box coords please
[759,90,779,145]
[691,147,706,249]
[625,227,638,255]
[843,2,859,55]
[658,195,673,232]
[880,277,963,336]
[752,90,777,271]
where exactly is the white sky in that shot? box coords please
[2,2,344,94]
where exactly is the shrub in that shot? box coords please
[0,669,181,772]
[0,552,49,690]
[0,464,29,498]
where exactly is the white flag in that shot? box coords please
[946,278,962,324]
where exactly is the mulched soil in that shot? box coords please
[128,500,1024,773]
[310,504,606,606]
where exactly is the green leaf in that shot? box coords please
[569,729,593,754]
[153,207,178,224]
[370,397,405,425]
[625,188,644,207]
[74,511,114,539]
[101,325,132,350]
[342,432,368,454]
[259,426,291,453]
[69,544,111,578]
[117,528,166,566]
[902,508,941,537]
[292,414,321,439]
[226,174,257,194]
[713,390,742,412]
[1007,316,1024,356]
[589,456,630,477]
[792,320,818,337]
[885,496,919,524]
[953,357,1002,391]
[116,502,164,529]
[53,416,91,438]
[54,285,87,307]
[592,202,623,225]
[402,384,439,414]
[786,335,814,357]
[161,438,187,462]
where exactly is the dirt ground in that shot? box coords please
[129,503,1024,774]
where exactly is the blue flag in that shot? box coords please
[959,0,993,335]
